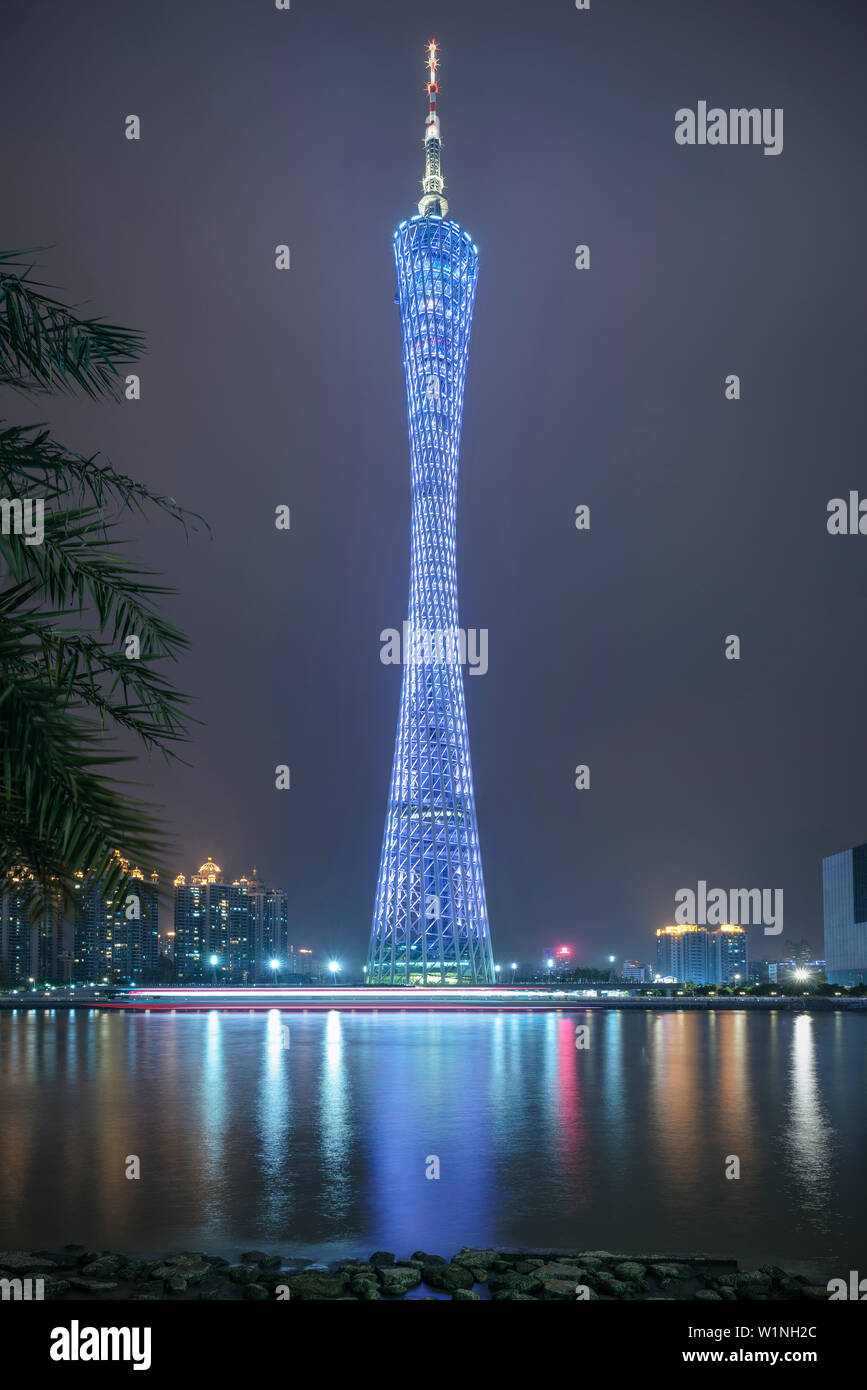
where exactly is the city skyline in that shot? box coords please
[3,0,864,970]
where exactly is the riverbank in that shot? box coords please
[0,1246,835,1301]
[1,991,865,1012]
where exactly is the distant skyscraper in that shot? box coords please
[655,924,748,985]
[368,41,495,986]
[247,877,290,980]
[823,844,867,985]
[0,871,57,983]
[72,864,159,984]
[173,857,250,982]
[172,858,289,982]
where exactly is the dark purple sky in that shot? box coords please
[4,0,866,969]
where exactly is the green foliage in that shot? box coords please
[0,250,203,913]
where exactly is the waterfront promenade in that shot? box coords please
[1,985,864,1012]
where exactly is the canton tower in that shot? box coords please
[368,41,495,986]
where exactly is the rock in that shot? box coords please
[533,1262,586,1282]
[452,1249,499,1270]
[452,1289,481,1300]
[615,1261,647,1284]
[0,1252,57,1272]
[81,1256,121,1278]
[515,1259,546,1273]
[67,1277,119,1293]
[369,1251,395,1267]
[42,1279,71,1299]
[378,1267,422,1296]
[423,1264,475,1292]
[695,1289,722,1300]
[736,1272,773,1299]
[228,1265,257,1285]
[351,1277,381,1301]
[167,1275,187,1293]
[594,1274,631,1298]
[118,1261,151,1282]
[134,1280,165,1298]
[286,1271,350,1300]
[649,1263,688,1281]
[258,1254,283,1270]
[487,1272,543,1295]
[492,1291,537,1300]
[151,1256,211,1285]
[244,1283,270,1300]
[542,1279,579,1300]
[412,1251,446,1265]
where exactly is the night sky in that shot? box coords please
[4,0,866,969]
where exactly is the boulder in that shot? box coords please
[452,1249,500,1271]
[649,1263,689,1281]
[244,1283,270,1300]
[0,1252,57,1272]
[452,1289,481,1300]
[285,1271,350,1300]
[369,1251,395,1267]
[67,1277,119,1293]
[423,1264,475,1292]
[378,1266,422,1296]
[533,1262,586,1282]
[487,1272,543,1295]
[542,1279,579,1300]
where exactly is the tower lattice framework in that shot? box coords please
[367,41,495,985]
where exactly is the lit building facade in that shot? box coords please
[172,858,291,983]
[72,866,159,984]
[368,41,495,986]
[0,872,59,983]
[823,844,867,986]
[655,924,748,985]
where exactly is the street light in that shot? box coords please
[209,954,219,985]
[269,958,280,986]
[328,960,341,984]
[511,962,517,984]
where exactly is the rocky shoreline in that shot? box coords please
[0,1246,833,1301]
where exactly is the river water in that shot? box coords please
[0,1008,863,1277]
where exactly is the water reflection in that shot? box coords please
[0,1009,861,1272]
[783,1014,835,1224]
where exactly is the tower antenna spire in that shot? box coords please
[419,38,448,218]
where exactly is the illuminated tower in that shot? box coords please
[368,41,495,985]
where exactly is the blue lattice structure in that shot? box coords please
[367,42,495,985]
